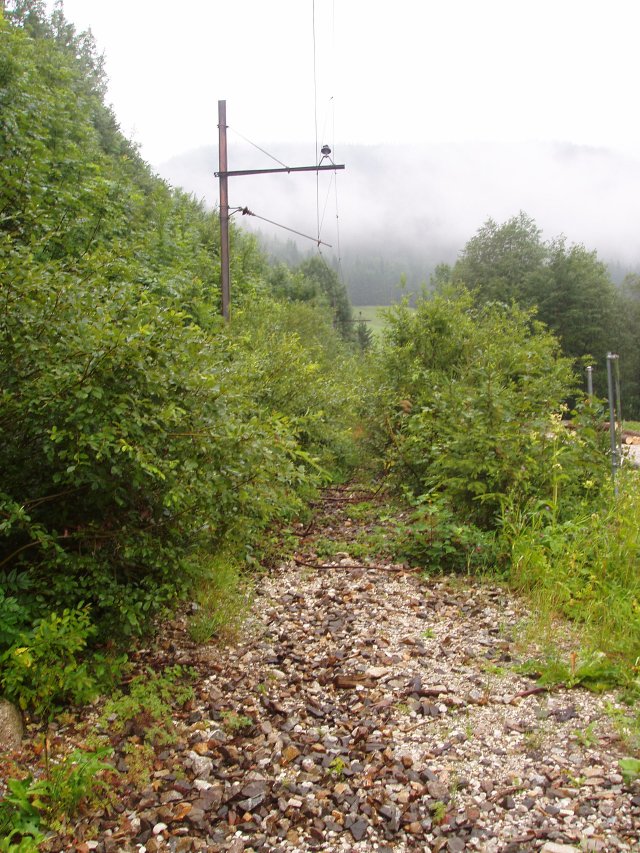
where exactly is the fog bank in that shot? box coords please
[158,140,640,300]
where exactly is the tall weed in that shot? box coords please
[188,552,251,644]
[0,748,111,850]
[507,471,640,680]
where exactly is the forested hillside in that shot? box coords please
[266,214,640,417]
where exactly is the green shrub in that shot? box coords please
[0,748,111,850]
[0,6,366,714]
[0,775,44,853]
[229,296,366,474]
[98,665,195,746]
[0,570,33,648]
[396,492,497,574]
[0,250,332,634]
[0,607,99,717]
[40,748,113,822]
[370,289,589,529]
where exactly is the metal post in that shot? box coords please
[586,365,593,399]
[218,100,230,322]
[607,353,619,494]
[214,102,344,319]
[614,356,623,462]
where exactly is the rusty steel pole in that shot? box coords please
[214,102,345,320]
[218,100,230,321]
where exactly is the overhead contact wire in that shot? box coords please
[319,171,335,234]
[330,43,344,284]
[312,0,320,245]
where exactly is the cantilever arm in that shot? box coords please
[215,164,345,178]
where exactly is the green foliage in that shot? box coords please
[430,800,447,825]
[328,756,347,778]
[2,256,259,637]
[453,212,548,305]
[572,722,599,749]
[119,741,155,789]
[0,1,367,716]
[312,536,344,559]
[229,296,365,475]
[606,702,640,755]
[0,607,100,717]
[38,747,113,822]
[517,652,624,693]
[0,836,41,853]
[293,256,354,340]
[619,758,640,785]
[0,747,111,850]
[452,213,625,409]
[355,317,374,350]
[349,524,401,563]
[542,241,617,365]
[395,493,497,574]
[309,494,399,564]
[507,471,640,671]
[99,665,195,746]
[0,775,45,853]
[370,288,578,529]
[220,711,253,734]
[188,552,251,644]
[368,283,640,686]
[343,500,377,521]
[0,571,33,648]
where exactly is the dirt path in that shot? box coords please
[8,488,640,852]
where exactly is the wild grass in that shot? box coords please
[505,470,640,695]
[187,552,253,644]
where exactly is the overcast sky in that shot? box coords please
[44,0,640,268]
[49,0,640,163]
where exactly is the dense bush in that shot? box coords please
[366,288,613,580]
[0,240,333,666]
[0,6,365,713]
[229,296,366,471]
[370,288,599,528]
[369,287,640,684]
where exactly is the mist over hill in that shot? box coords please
[158,141,640,304]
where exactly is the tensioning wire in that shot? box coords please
[228,125,289,169]
[233,206,332,248]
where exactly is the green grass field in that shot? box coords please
[352,305,389,335]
